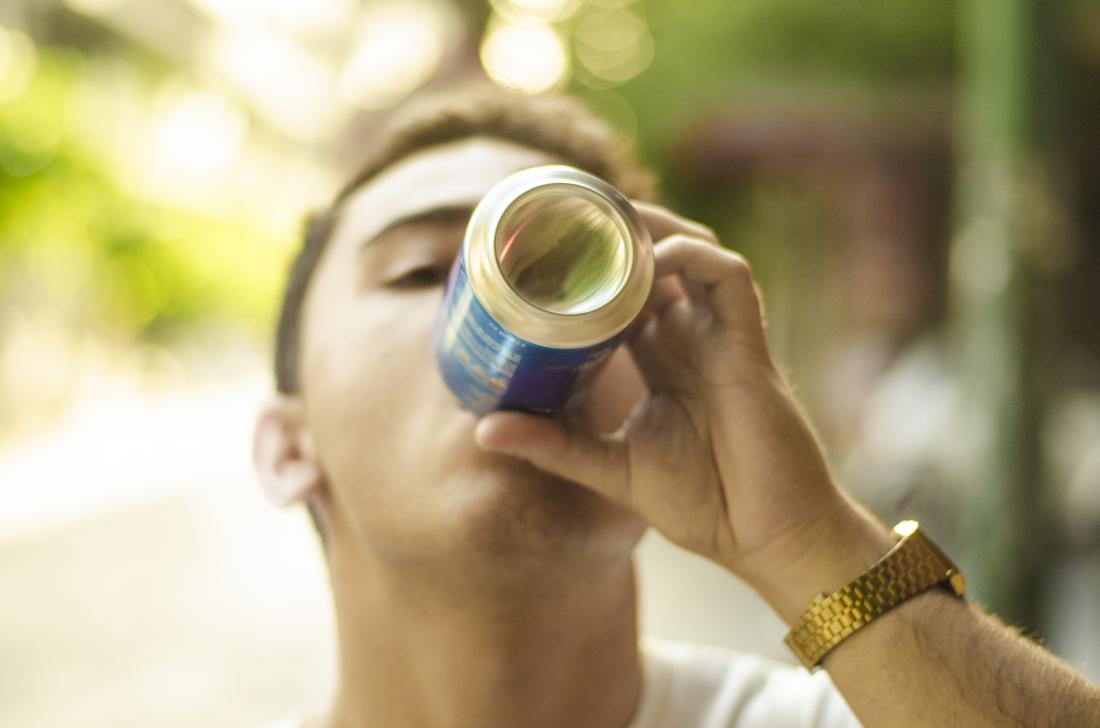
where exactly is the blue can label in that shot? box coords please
[434,252,621,416]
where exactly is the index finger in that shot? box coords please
[632,201,720,247]
[653,235,766,341]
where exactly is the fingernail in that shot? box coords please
[474,419,509,452]
[473,419,492,447]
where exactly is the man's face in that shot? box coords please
[298,137,647,572]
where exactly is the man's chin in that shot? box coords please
[454,451,599,511]
[434,456,642,565]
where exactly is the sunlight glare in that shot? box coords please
[340,2,450,110]
[480,19,569,94]
[149,82,248,175]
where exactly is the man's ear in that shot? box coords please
[252,395,324,508]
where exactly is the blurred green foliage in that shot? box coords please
[613,0,955,163]
[0,0,993,350]
[0,45,286,344]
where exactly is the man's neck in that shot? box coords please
[321,546,643,728]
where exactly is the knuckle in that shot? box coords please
[723,252,754,285]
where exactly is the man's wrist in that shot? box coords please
[737,497,896,627]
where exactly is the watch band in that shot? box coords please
[783,520,966,670]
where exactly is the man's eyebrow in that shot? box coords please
[359,203,476,252]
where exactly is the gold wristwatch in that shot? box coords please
[784,520,966,670]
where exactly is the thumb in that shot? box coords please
[474,411,632,507]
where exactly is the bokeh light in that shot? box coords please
[574,5,654,86]
[188,0,356,37]
[0,25,36,104]
[490,0,581,24]
[340,1,453,110]
[148,81,248,176]
[480,18,569,93]
[206,26,341,141]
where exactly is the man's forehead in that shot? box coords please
[333,137,560,248]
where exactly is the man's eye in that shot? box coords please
[388,264,449,289]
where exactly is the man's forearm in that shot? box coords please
[828,587,1100,728]
[750,501,1100,728]
[475,223,1100,725]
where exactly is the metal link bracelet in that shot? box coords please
[783,520,967,670]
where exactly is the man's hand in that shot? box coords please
[473,202,849,593]
[474,204,1100,728]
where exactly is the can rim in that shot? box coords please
[463,165,654,349]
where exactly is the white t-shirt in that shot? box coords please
[266,637,863,728]
[627,638,861,727]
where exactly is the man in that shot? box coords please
[253,85,1100,727]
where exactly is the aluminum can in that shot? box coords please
[434,165,653,415]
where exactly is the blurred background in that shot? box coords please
[1,0,1098,725]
